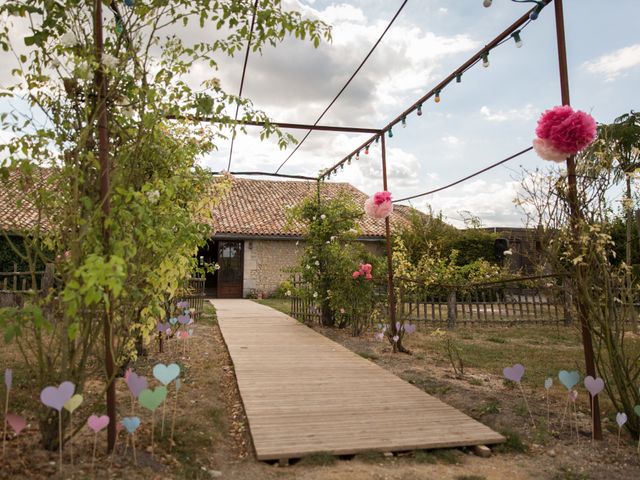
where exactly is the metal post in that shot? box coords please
[553,0,602,440]
[380,135,399,351]
[94,0,116,451]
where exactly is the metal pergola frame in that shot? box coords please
[93,0,602,448]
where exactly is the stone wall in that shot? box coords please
[242,239,303,297]
[242,238,386,297]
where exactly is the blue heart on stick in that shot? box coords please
[122,416,140,433]
[558,370,580,390]
[153,363,180,385]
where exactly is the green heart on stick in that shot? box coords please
[634,405,640,417]
[138,386,167,412]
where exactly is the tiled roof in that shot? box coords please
[0,170,412,238]
[0,168,52,232]
[210,176,412,238]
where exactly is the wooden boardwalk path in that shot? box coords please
[212,299,504,461]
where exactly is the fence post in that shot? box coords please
[563,277,573,326]
[447,289,457,329]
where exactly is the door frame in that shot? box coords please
[216,240,244,298]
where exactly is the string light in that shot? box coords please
[388,127,393,138]
[482,52,490,68]
[434,90,441,103]
[375,135,379,144]
[347,156,352,165]
[512,30,523,48]
[401,116,407,128]
[483,0,492,7]
[456,73,462,83]
[417,103,423,116]
[365,144,370,155]
[124,0,135,6]
[356,150,360,160]
[340,163,344,170]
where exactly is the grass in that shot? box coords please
[554,466,591,480]
[254,298,290,315]
[413,449,461,465]
[357,350,379,361]
[354,451,387,463]
[415,326,587,387]
[298,452,337,466]
[494,429,528,454]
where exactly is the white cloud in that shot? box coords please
[442,135,461,146]
[583,44,640,81]
[439,8,448,14]
[480,104,538,123]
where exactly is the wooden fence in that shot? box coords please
[180,276,206,317]
[289,273,574,329]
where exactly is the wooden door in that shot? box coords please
[217,241,244,298]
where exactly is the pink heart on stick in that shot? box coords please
[40,381,75,411]
[125,372,148,398]
[87,415,110,433]
[6,413,26,434]
[503,364,525,383]
[584,376,604,397]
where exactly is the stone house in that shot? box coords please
[204,177,412,298]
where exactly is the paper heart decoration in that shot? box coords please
[125,372,148,398]
[169,317,178,326]
[87,414,110,433]
[635,405,640,417]
[138,386,167,411]
[558,370,580,390]
[153,363,180,385]
[116,422,124,433]
[188,329,194,336]
[6,413,26,434]
[176,301,189,309]
[584,376,604,397]
[392,335,399,343]
[40,381,75,411]
[124,368,131,381]
[187,318,194,326]
[176,378,181,392]
[404,324,417,334]
[544,377,553,390]
[177,315,190,325]
[616,412,628,427]
[395,322,401,331]
[503,364,525,383]
[122,416,141,433]
[4,368,12,390]
[569,390,578,402]
[374,332,384,341]
[157,322,170,333]
[63,394,83,413]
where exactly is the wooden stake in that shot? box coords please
[69,412,74,465]
[546,390,550,426]
[161,394,167,437]
[150,410,155,456]
[2,386,8,458]
[132,434,137,465]
[560,395,570,430]
[109,427,120,467]
[518,383,535,427]
[617,425,621,453]
[170,383,179,442]
[58,410,63,476]
[91,431,98,471]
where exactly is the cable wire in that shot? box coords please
[274,0,409,174]
[393,146,533,203]
[227,0,259,171]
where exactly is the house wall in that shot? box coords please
[242,238,385,297]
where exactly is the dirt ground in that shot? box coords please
[1,305,639,480]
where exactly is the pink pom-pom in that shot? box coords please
[532,138,568,163]
[365,273,373,280]
[361,263,372,274]
[535,105,597,155]
[352,271,361,279]
[373,191,392,206]
[364,195,393,219]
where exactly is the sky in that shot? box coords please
[2,1,639,227]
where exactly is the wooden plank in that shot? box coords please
[213,299,504,461]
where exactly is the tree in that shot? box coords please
[0,0,330,450]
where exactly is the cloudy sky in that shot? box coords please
[2,1,639,227]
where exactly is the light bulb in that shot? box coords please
[365,145,370,155]
[482,53,490,68]
[388,128,393,138]
[402,116,407,128]
[530,9,539,20]
[435,90,441,103]
[513,31,523,48]
[347,157,351,165]
[456,73,462,83]
[483,0,492,7]
[356,151,360,160]
[417,103,422,116]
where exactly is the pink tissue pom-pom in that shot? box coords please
[532,138,568,163]
[352,271,361,279]
[361,263,372,274]
[373,191,392,206]
[535,106,597,155]
[364,196,393,219]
